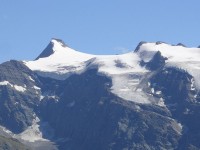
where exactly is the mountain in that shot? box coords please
[0,39,200,150]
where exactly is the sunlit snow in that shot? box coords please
[138,42,200,88]
[0,81,26,92]
[25,39,200,104]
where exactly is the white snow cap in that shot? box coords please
[26,39,95,79]
[137,42,200,88]
[25,39,200,104]
[25,38,145,79]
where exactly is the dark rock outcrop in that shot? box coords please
[134,41,147,52]
[177,43,186,47]
[39,69,180,150]
[0,60,40,133]
[149,67,200,149]
[140,51,167,71]
[35,38,67,60]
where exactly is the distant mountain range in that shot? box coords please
[0,39,200,150]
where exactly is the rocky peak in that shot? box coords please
[35,38,68,60]
[134,41,147,52]
[176,43,186,47]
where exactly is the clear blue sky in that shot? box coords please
[0,0,200,63]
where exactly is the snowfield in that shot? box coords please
[25,39,200,104]
[138,42,200,88]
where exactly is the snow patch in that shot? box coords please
[0,81,11,86]
[135,105,141,112]
[155,90,162,95]
[39,94,59,102]
[28,76,35,82]
[191,78,196,91]
[13,85,26,92]
[33,86,41,90]
[151,88,155,94]
[40,95,45,101]
[0,81,26,92]
[157,98,166,107]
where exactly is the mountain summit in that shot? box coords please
[27,39,200,86]
[35,38,68,60]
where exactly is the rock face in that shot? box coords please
[140,51,167,70]
[0,60,40,133]
[0,40,200,150]
[149,67,200,149]
[39,69,180,150]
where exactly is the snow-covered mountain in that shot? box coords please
[25,39,200,81]
[0,39,200,150]
[25,39,200,105]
